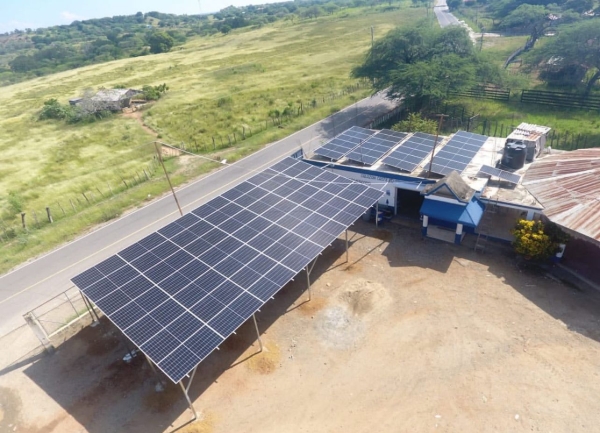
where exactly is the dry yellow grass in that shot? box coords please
[0,5,425,272]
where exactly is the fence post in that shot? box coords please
[57,202,66,216]
[21,212,26,230]
[46,207,53,223]
[24,312,55,353]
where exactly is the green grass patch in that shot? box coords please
[0,5,424,273]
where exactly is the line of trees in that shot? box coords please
[449,0,600,94]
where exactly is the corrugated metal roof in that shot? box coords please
[508,122,551,142]
[523,149,600,242]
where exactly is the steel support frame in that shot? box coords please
[345,229,349,263]
[180,367,199,421]
[145,355,199,428]
[252,314,263,352]
[305,256,319,301]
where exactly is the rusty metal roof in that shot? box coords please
[522,149,600,242]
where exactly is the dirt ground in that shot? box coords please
[1,220,600,433]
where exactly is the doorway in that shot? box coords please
[396,188,424,219]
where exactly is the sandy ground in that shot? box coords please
[1,220,600,433]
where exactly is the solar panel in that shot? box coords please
[345,130,408,166]
[72,158,383,384]
[478,164,521,184]
[430,130,488,176]
[313,126,375,161]
[382,132,437,173]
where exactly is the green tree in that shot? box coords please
[9,55,38,72]
[530,21,600,94]
[352,21,497,107]
[392,113,438,134]
[38,98,74,121]
[447,0,461,11]
[499,4,548,47]
[147,31,174,54]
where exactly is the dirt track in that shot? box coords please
[1,220,600,433]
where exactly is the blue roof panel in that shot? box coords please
[420,197,485,228]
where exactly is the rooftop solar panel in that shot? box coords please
[478,164,521,184]
[382,132,437,173]
[430,131,488,176]
[345,130,408,166]
[313,126,375,161]
[72,158,383,383]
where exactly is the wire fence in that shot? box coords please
[0,286,103,373]
[0,158,160,244]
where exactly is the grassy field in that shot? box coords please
[0,3,424,273]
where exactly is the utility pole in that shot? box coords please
[154,141,183,216]
[427,114,449,179]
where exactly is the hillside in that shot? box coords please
[0,0,383,86]
[0,1,419,273]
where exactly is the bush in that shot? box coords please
[512,219,555,260]
[142,83,169,101]
[217,96,233,107]
[392,113,438,134]
[7,191,24,214]
[38,98,74,121]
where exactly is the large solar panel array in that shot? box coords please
[71,158,383,384]
[479,164,521,184]
[313,126,375,161]
[382,132,437,173]
[344,130,408,166]
[430,130,488,176]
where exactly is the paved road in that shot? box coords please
[434,0,460,28]
[0,93,396,336]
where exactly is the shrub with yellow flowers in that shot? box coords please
[512,219,555,261]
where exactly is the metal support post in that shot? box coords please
[119,333,136,360]
[252,314,263,352]
[24,312,55,354]
[376,202,379,227]
[305,267,312,301]
[145,355,159,376]
[345,229,349,263]
[180,381,199,421]
[154,141,183,217]
[186,366,199,394]
[80,291,99,325]
[88,296,101,323]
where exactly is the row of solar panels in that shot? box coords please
[313,127,490,176]
[72,158,384,384]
